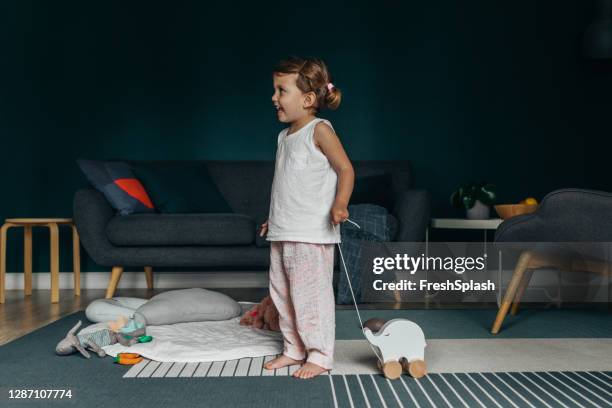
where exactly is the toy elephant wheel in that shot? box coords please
[377,360,403,380]
[401,358,427,379]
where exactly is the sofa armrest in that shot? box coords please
[73,188,117,266]
[495,188,612,242]
[392,189,431,241]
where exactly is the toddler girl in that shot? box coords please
[260,56,354,379]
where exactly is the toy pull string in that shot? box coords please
[331,220,365,328]
[332,220,384,364]
[343,218,361,229]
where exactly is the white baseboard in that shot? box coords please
[3,271,269,289]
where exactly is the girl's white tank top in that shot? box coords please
[266,117,341,244]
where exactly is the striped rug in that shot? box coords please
[124,355,293,378]
[323,371,612,408]
[123,337,611,407]
[123,338,612,376]
[124,362,611,408]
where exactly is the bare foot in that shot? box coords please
[264,355,304,370]
[292,362,328,379]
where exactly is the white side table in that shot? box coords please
[426,218,503,258]
[425,218,504,306]
[428,218,503,240]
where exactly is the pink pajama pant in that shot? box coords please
[268,241,336,370]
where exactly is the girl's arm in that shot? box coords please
[314,122,355,224]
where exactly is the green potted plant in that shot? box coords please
[450,182,497,220]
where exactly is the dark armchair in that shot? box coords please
[491,188,612,334]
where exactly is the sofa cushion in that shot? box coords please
[131,162,233,214]
[351,173,394,211]
[77,159,155,215]
[106,214,255,246]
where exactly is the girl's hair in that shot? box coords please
[273,56,342,111]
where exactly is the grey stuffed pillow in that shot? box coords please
[136,288,242,325]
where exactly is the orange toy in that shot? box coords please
[114,352,143,365]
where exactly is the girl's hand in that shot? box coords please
[259,220,268,237]
[330,205,349,225]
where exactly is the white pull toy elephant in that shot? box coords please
[363,318,427,379]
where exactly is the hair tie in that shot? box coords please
[327,82,335,92]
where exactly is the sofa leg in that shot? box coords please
[491,251,532,334]
[144,266,153,290]
[105,266,124,299]
[511,268,534,316]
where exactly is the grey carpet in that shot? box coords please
[1,309,611,407]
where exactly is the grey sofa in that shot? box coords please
[491,188,612,334]
[73,160,430,298]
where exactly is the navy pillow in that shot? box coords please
[131,163,232,214]
[77,159,155,215]
[351,173,394,210]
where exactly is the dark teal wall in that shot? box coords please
[1,1,610,272]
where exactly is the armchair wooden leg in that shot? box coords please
[144,266,153,290]
[511,268,534,316]
[491,251,532,334]
[106,266,124,299]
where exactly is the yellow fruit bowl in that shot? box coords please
[494,204,538,220]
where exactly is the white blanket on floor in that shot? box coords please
[102,316,282,363]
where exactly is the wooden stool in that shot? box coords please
[0,218,81,304]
